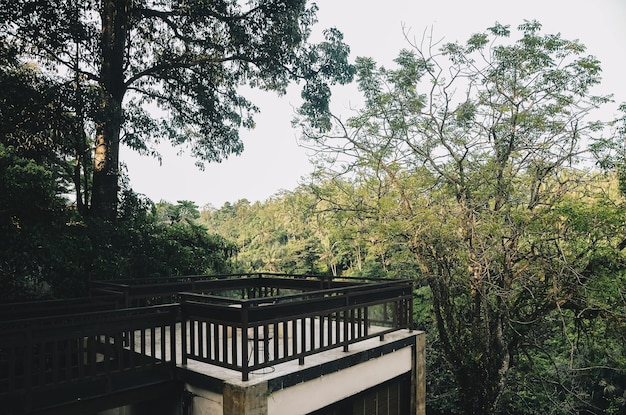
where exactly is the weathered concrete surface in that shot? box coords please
[414,333,426,415]
[181,329,425,415]
[223,382,268,415]
[268,344,413,415]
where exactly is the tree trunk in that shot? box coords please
[429,274,511,415]
[455,349,510,415]
[91,115,121,219]
[90,0,129,219]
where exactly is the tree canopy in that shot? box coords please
[0,48,238,299]
[2,11,625,413]
[292,20,625,415]
[0,0,354,218]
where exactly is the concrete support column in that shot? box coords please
[223,382,268,415]
[412,332,426,415]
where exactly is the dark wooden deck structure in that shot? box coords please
[0,273,413,414]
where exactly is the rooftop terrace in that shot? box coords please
[1,273,416,414]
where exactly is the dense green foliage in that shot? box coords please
[0,148,236,300]
[199,174,626,415]
[201,21,626,415]
[0,0,351,294]
[0,154,236,300]
[1,11,625,415]
[296,21,625,415]
[0,0,354,218]
[0,54,235,300]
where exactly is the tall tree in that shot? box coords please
[0,47,79,298]
[297,21,620,415]
[0,0,354,219]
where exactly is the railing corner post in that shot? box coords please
[241,302,250,380]
[343,295,350,352]
[180,299,188,366]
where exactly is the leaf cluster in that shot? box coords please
[0,0,355,168]
[292,21,625,415]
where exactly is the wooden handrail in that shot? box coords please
[2,274,414,409]
[0,304,179,412]
[179,278,413,380]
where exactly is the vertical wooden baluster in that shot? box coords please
[299,317,306,363]
[160,325,166,362]
[150,326,156,359]
[273,322,279,362]
[140,328,146,358]
[198,320,204,359]
[222,324,228,364]
[282,320,289,358]
[309,316,315,352]
[129,329,136,368]
[213,321,219,363]
[189,319,195,359]
[231,323,238,366]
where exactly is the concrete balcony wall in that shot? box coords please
[267,342,413,415]
[183,330,425,415]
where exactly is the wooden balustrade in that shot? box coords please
[178,278,413,380]
[0,305,179,412]
[1,274,414,410]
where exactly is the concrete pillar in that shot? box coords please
[222,382,268,415]
[412,332,426,415]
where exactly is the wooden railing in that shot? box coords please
[0,294,124,320]
[179,278,413,381]
[89,273,365,308]
[1,274,414,411]
[0,305,179,413]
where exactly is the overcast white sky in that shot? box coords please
[122,0,626,209]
